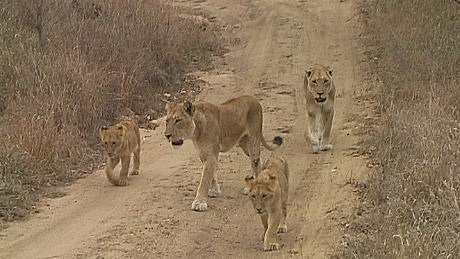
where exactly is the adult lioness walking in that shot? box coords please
[304,64,336,153]
[164,95,283,211]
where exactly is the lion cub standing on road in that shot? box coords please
[100,119,141,186]
[164,95,283,212]
[245,157,289,251]
[304,64,336,153]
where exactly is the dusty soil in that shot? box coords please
[0,0,371,258]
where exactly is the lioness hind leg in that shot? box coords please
[239,136,253,195]
[248,137,261,176]
[208,174,221,198]
[131,147,140,175]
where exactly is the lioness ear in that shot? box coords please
[183,101,195,116]
[244,175,255,183]
[305,69,312,78]
[327,67,333,77]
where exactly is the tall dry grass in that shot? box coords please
[341,0,459,257]
[0,0,222,225]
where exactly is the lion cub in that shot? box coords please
[100,119,141,186]
[245,157,289,251]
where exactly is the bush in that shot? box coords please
[0,0,222,224]
[342,0,459,257]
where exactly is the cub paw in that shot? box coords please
[277,224,287,233]
[264,242,280,251]
[320,144,333,151]
[118,178,129,186]
[208,186,222,198]
[191,199,208,211]
[131,170,139,175]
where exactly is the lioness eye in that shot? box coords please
[104,141,108,145]
[112,141,116,145]
[312,79,317,84]
[250,195,256,199]
[324,79,330,84]
[262,194,268,199]
[175,119,182,124]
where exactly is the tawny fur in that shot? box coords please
[164,95,282,212]
[304,64,336,153]
[100,119,141,186]
[245,157,289,251]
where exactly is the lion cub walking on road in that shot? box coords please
[100,119,141,186]
[304,64,336,153]
[245,157,289,251]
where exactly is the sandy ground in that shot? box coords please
[0,0,371,258]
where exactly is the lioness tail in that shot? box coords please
[262,136,283,151]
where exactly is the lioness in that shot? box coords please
[164,95,283,211]
[304,64,336,153]
[245,157,289,251]
[100,119,141,186]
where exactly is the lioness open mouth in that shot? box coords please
[315,97,326,103]
[171,140,184,146]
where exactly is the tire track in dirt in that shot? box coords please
[0,0,370,258]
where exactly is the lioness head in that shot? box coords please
[245,173,278,214]
[164,101,196,147]
[100,124,125,157]
[305,64,333,103]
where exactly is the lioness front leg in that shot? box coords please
[118,155,131,186]
[306,113,320,154]
[321,110,334,151]
[192,154,217,211]
[264,211,281,251]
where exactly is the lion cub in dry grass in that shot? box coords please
[245,157,289,251]
[100,119,141,186]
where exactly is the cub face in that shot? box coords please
[164,101,196,147]
[245,173,278,214]
[100,125,125,158]
[305,64,333,103]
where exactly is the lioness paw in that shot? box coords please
[208,187,221,198]
[277,224,287,233]
[321,144,333,151]
[118,179,129,186]
[264,242,280,251]
[191,199,208,211]
[131,170,139,175]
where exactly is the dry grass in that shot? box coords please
[0,0,223,226]
[340,0,460,257]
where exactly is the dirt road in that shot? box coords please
[0,0,370,258]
